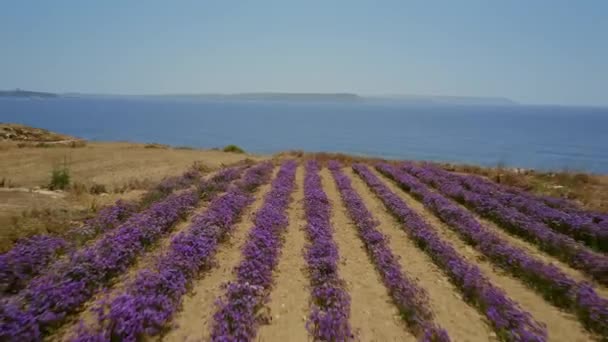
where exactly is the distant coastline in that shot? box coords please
[2,89,517,105]
[0,89,58,98]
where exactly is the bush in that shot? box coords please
[223,144,245,153]
[49,167,70,190]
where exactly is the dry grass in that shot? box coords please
[440,162,608,212]
[0,141,267,251]
[0,141,262,188]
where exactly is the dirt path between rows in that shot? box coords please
[160,168,277,341]
[51,190,215,341]
[370,168,593,342]
[460,202,608,296]
[255,166,309,341]
[346,168,493,341]
[320,168,415,341]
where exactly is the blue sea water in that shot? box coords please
[1,97,607,173]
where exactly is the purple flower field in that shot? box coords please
[1,157,607,342]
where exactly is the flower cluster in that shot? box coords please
[139,167,202,205]
[328,161,448,341]
[0,236,68,295]
[377,162,608,337]
[355,163,547,341]
[0,166,243,340]
[472,169,608,227]
[72,162,273,341]
[303,160,352,341]
[427,164,608,252]
[400,163,608,286]
[0,167,202,297]
[211,160,297,341]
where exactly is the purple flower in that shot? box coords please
[71,162,273,341]
[304,161,353,341]
[211,160,297,341]
[356,163,547,341]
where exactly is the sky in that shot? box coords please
[1,1,607,106]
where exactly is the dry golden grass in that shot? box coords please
[0,141,263,188]
[440,162,608,212]
[0,141,267,251]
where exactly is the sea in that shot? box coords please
[1,97,607,173]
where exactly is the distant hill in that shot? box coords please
[0,123,80,142]
[80,92,363,102]
[0,89,58,98]
[7,89,516,105]
[373,94,518,105]
[65,92,516,105]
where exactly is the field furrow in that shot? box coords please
[0,166,247,340]
[61,164,267,341]
[377,163,608,338]
[0,167,203,296]
[401,163,608,286]
[211,160,297,340]
[355,163,547,341]
[302,161,352,340]
[256,165,309,341]
[339,165,492,341]
[2,152,607,341]
[320,167,416,341]
[426,165,608,252]
[49,202,213,342]
[161,166,277,342]
[368,167,594,341]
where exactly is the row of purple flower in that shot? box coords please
[427,164,608,253]
[381,162,607,337]
[211,160,297,340]
[357,163,546,341]
[329,161,450,341]
[72,162,274,341]
[402,163,608,286]
[0,166,244,340]
[304,160,352,340]
[0,167,202,296]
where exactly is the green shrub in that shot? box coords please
[49,166,70,190]
[223,144,245,153]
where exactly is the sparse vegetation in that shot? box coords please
[0,178,14,188]
[89,183,107,194]
[144,143,169,149]
[49,165,71,190]
[223,144,245,153]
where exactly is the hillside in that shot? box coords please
[0,89,58,98]
[0,123,76,142]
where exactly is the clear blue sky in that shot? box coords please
[1,1,607,106]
